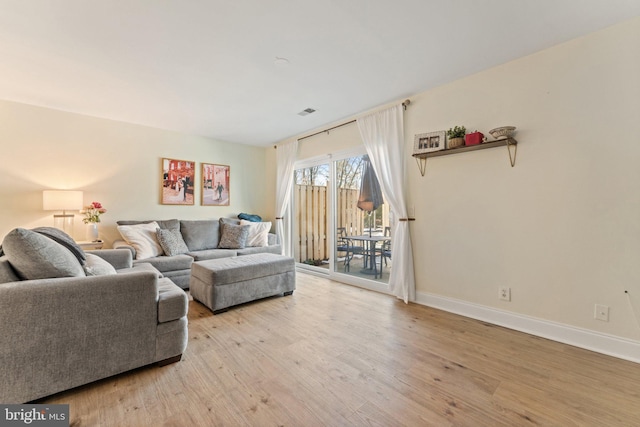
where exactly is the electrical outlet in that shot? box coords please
[499,287,511,301]
[594,304,609,322]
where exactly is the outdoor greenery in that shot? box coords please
[294,157,366,188]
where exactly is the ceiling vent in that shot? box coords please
[298,108,316,116]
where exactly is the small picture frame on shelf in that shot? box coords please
[414,131,446,154]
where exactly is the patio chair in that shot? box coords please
[336,227,365,272]
[376,226,392,273]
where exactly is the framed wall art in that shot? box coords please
[161,158,195,205]
[202,163,230,206]
[413,130,446,154]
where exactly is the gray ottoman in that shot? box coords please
[190,253,295,314]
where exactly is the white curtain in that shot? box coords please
[357,104,415,303]
[275,139,298,256]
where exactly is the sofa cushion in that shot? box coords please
[84,253,117,276]
[0,256,20,283]
[220,217,241,226]
[218,222,250,249]
[116,262,163,277]
[268,233,279,245]
[2,228,85,280]
[237,245,282,256]
[117,221,164,260]
[132,254,193,273]
[117,219,180,230]
[180,220,220,251]
[240,220,271,247]
[32,227,86,265]
[156,228,189,256]
[187,248,237,261]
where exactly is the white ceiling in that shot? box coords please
[1,1,639,147]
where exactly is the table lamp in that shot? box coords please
[42,190,83,236]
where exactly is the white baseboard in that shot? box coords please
[415,292,640,364]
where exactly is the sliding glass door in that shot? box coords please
[293,150,391,289]
[334,155,390,285]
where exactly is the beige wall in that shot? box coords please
[0,100,270,246]
[296,122,364,160]
[405,17,640,341]
[285,17,640,344]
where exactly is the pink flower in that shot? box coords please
[83,202,107,224]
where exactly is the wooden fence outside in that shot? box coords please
[294,185,388,263]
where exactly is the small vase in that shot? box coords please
[86,223,99,242]
[447,137,465,149]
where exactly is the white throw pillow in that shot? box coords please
[84,253,117,276]
[117,221,164,260]
[240,220,271,247]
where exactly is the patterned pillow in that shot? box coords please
[156,228,189,256]
[218,223,250,249]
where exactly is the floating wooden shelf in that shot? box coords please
[412,138,517,176]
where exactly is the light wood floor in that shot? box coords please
[42,273,640,426]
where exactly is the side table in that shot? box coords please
[76,240,104,250]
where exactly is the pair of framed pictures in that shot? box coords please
[161,158,230,206]
[413,130,446,154]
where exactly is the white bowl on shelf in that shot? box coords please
[488,126,516,140]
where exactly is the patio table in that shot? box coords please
[346,235,391,279]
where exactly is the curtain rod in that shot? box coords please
[297,119,356,142]
[274,99,410,148]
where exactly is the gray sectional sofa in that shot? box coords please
[113,218,281,289]
[0,228,188,403]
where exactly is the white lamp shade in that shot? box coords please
[42,190,84,211]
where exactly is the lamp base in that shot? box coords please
[53,214,75,237]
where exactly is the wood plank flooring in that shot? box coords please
[41,273,640,426]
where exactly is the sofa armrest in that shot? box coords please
[268,233,279,245]
[86,249,133,269]
[113,239,137,259]
[0,271,160,403]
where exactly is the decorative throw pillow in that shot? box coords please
[32,226,86,265]
[156,228,189,256]
[1,228,85,280]
[218,223,250,249]
[117,221,164,260]
[240,220,271,247]
[83,253,117,276]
